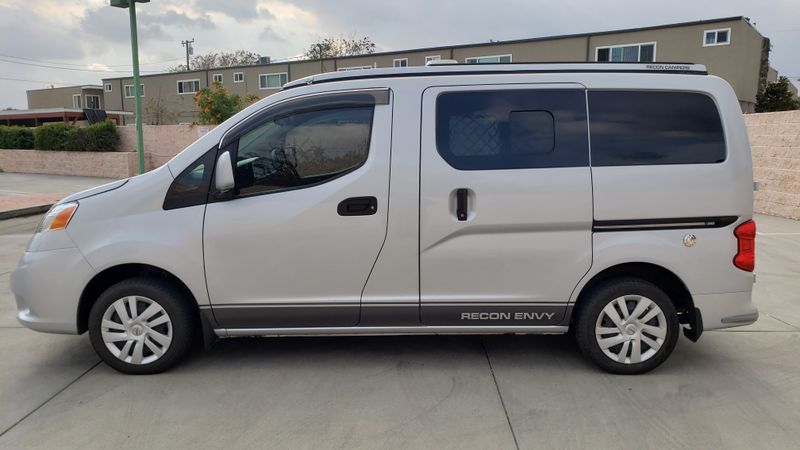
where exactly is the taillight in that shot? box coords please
[733,220,756,272]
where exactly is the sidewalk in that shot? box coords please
[0,173,115,219]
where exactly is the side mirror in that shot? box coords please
[214,151,235,192]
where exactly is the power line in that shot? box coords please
[0,76,81,86]
[0,57,164,73]
[0,53,182,68]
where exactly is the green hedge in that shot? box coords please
[0,126,35,149]
[34,123,72,150]
[34,120,119,152]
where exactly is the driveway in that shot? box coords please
[0,173,114,218]
[0,213,798,449]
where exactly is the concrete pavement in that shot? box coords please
[0,173,113,219]
[0,213,798,449]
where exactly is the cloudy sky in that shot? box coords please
[0,0,798,109]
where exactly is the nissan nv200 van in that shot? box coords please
[11,62,757,374]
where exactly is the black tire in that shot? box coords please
[88,277,197,374]
[574,278,680,375]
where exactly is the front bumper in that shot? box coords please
[11,248,95,334]
[693,291,758,331]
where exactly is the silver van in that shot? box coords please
[11,63,757,374]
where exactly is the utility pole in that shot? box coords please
[111,0,148,175]
[181,39,195,71]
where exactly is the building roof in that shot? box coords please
[101,16,750,82]
[284,62,709,89]
[0,108,132,117]
[25,85,104,93]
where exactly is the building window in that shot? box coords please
[393,58,408,68]
[595,42,656,62]
[259,72,288,89]
[337,65,373,71]
[85,95,101,109]
[212,73,223,84]
[465,54,512,64]
[124,84,145,98]
[425,55,441,64]
[704,28,731,46]
[104,83,112,92]
[72,94,82,109]
[177,79,201,94]
[233,72,244,83]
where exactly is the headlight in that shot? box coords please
[37,202,78,233]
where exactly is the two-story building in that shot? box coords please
[25,16,786,125]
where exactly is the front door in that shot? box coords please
[204,89,392,329]
[419,84,592,326]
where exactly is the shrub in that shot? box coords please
[34,120,120,152]
[0,126,35,149]
[86,120,120,152]
[64,127,91,152]
[756,76,800,112]
[34,123,72,150]
[195,82,259,125]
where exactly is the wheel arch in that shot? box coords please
[77,263,199,334]
[571,262,695,325]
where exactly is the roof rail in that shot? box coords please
[283,62,707,89]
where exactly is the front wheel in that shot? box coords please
[574,278,679,374]
[88,277,196,374]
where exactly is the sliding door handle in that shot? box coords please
[456,188,468,221]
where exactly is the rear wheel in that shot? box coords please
[575,278,679,374]
[88,277,196,374]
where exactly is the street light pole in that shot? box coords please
[111,0,148,175]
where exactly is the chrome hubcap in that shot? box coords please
[101,296,172,365]
[595,295,667,364]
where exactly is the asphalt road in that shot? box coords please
[0,213,798,449]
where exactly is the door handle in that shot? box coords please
[456,188,468,221]
[338,196,378,216]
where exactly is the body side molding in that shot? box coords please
[593,216,737,232]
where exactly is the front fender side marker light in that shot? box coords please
[38,202,78,233]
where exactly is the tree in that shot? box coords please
[195,82,259,125]
[167,50,261,72]
[144,92,174,125]
[755,77,800,112]
[304,35,376,60]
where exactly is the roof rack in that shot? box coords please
[284,62,707,90]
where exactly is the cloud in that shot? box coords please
[1,0,799,109]
[0,4,86,60]
[77,6,215,47]
[195,0,273,22]
[258,26,287,43]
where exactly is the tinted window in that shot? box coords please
[235,106,373,196]
[435,90,588,170]
[589,91,725,166]
[163,147,217,210]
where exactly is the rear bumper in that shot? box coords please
[693,291,758,331]
[10,248,95,334]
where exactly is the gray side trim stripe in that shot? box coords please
[216,325,570,337]
[593,216,737,232]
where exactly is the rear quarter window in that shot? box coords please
[588,91,726,166]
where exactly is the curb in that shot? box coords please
[0,204,52,221]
